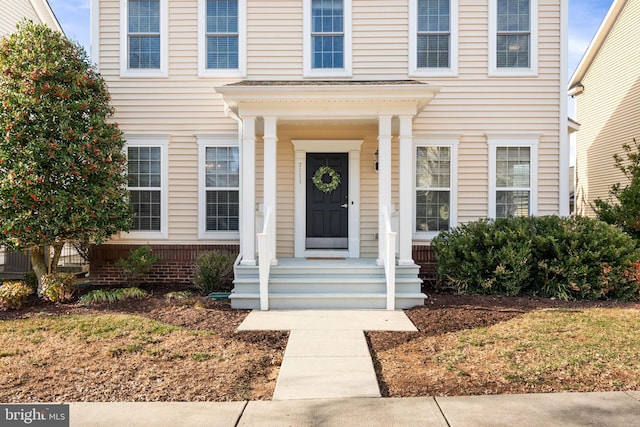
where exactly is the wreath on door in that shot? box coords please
[312,166,341,193]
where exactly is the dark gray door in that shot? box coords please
[306,153,348,249]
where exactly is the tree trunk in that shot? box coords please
[49,242,64,274]
[30,246,48,295]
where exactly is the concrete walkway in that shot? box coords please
[65,392,640,426]
[237,310,418,400]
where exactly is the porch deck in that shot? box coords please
[231,257,426,310]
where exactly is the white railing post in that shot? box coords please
[382,205,397,310]
[257,206,274,311]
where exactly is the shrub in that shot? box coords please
[40,273,77,303]
[0,281,33,311]
[433,216,640,301]
[116,246,159,286]
[194,251,236,295]
[79,287,148,305]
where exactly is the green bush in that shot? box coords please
[194,251,236,295]
[79,287,148,305]
[40,273,77,303]
[0,281,33,311]
[116,245,159,286]
[433,216,640,301]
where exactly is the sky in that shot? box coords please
[49,0,616,78]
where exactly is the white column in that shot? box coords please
[398,115,414,265]
[263,116,278,261]
[240,116,256,265]
[378,115,393,263]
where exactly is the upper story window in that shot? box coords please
[410,0,458,77]
[488,135,539,218]
[489,0,538,76]
[415,138,458,239]
[120,0,168,77]
[199,0,246,77]
[304,0,352,78]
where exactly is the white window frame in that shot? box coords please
[487,134,539,219]
[409,0,459,77]
[198,0,247,78]
[413,136,458,240]
[488,0,538,77]
[303,0,352,78]
[124,134,169,239]
[120,0,169,78]
[197,135,241,240]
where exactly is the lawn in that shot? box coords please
[1,291,639,401]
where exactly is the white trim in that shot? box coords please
[487,135,539,219]
[196,135,241,240]
[303,0,353,78]
[123,134,170,239]
[120,0,169,78]
[90,0,100,67]
[240,117,256,265]
[559,0,569,216]
[488,0,538,77]
[409,0,459,77]
[413,136,459,241]
[197,0,247,78]
[292,140,363,258]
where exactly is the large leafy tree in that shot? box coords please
[593,138,640,239]
[0,22,131,287]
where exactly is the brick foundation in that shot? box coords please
[89,244,239,286]
[413,245,437,289]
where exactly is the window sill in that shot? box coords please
[120,69,169,79]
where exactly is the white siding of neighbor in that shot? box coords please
[0,0,59,36]
[574,0,640,217]
[98,0,562,248]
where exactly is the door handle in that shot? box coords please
[341,203,348,208]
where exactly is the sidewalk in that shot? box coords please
[68,392,640,426]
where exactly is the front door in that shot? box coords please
[306,153,349,249]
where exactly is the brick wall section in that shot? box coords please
[89,244,240,286]
[413,245,437,288]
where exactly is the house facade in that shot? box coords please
[90,0,569,309]
[568,0,639,217]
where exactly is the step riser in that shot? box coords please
[230,296,425,310]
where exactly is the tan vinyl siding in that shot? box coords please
[0,0,48,35]
[575,0,640,217]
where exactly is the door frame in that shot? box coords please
[292,140,363,258]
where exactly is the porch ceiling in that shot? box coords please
[214,80,441,120]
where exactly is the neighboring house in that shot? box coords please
[90,0,569,309]
[0,0,62,276]
[0,0,62,35]
[569,0,640,217]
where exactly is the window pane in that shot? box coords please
[416,146,451,188]
[129,0,160,33]
[312,0,344,33]
[205,147,239,189]
[417,34,450,68]
[207,35,239,68]
[207,0,238,33]
[129,35,161,69]
[496,34,530,68]
[418,0,450,32]
[130,189,162,231]
[496,147,530,188]
[496,190,530,218]
[497,0,530,32]
[416,190,450,231]
[311,0,344,69]
[206,190,239,231]
[312,35,344,68]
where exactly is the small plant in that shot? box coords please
[79,287,148,305]
[23,271,38,294]
[194,251,236,295]
[0,281,33,311]
[116,246,159,286]
[40,273,77,303]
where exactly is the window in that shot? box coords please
[125,136,168,238]
[198,137,240,238]
[415,139,458,238]
[198,0,246,77]
[488,136,538,218]
[121,0,168,77]
[303,0,352,77]
[489,0,537,76]
[410,0,458,76]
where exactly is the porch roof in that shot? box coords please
[214,80,441,119]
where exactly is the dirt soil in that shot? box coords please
[2,289,639,401]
